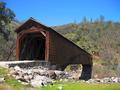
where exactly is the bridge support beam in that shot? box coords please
[79,64,92,80]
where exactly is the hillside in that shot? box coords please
[52,18,120,78]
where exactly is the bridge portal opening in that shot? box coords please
[19,33,45,60]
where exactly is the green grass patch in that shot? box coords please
[5,78,27,90]
[0,67,31,90]
[0,67,8,77]
[37,82,120,90]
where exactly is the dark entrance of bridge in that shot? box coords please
[19,33,45,60]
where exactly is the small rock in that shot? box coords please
[79,80,86,83]
[27,70,32,75]
[15,75,22,80]
[23,75,30,82]
[113,78,118,83]
[54,70,63,75]
[60,79,63,82]
[54,70,66,79]
[18,80,21,82]
[58,85,63,90]
[87,79,94,83]
[30,80,44,87]
[64,79,68,82]
[117,78,120,83]
[9,69,18,76]
[48,71,57,79]
[14,66,21,71]
[103,78,111,83]
[96,79,101,82]
[21,82,29,85]
[0,77,4,83]
[28,74,33,80]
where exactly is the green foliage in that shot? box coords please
[0,1,16,61]
[0,1,15,40]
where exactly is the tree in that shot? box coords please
[82,16,88,24]
[0,1,15,40]
[99,15,105,23]
[0,1,16,61]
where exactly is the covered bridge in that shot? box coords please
[15,18,92,80]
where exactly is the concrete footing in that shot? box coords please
[0,60,50,68]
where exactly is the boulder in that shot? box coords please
[48,71,57,79]
[9,69,19,76]
[23,75,30,82]
[54,70,67,79]
[15,75,22,80]
[112,77,118,83]
[103,78,111,83]
[14,66,21,71]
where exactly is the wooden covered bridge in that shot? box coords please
[15,18,92,80]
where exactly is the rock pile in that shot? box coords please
[83,77,120,83]
[9,66,69,87]
[9,65,120,87]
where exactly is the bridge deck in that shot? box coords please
[0,60,49,68]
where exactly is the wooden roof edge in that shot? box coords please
[15,17,51,33]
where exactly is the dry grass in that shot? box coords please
[0,83,13,90]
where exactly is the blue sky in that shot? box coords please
[2,0,120,26]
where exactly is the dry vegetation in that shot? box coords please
[53,17,120,78]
